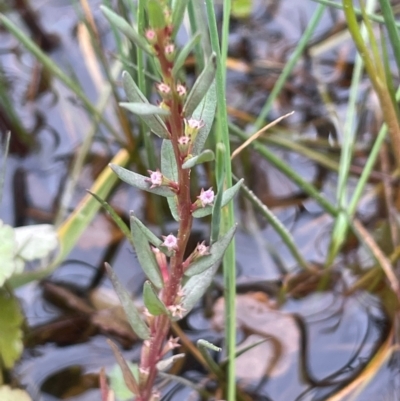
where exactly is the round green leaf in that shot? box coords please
[15,224,58,261]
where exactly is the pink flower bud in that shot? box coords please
[156,82,171,95]
[165,43,174,55]
[168,304,186,319]
[176,84,187,97]
[178,136,190,145]
[198,187,214,207]
[161,234,178,251]
[196,241,210,256]
[147,169,163,188]
[184,117,205,138]
[162,336,180,355]
[145,29,157,43]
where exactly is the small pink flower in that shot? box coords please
[185,117,204,130]
[196,241,210,256]
[164,336,180,353]
[156,82,171,94]
[165,43,175,54]
[162,234,178,251]
[147,169,163,188]
[178,136,190,145]
[198,188,214,207]
[168,304,186,319]
[176,84,186,97]
[145,29,156,42]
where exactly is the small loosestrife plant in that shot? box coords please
[99,1,242,400]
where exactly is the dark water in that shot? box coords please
[1,1,397,400]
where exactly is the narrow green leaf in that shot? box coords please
[182,150,214,169]
[167,196,180,221]
[211,143,226,244]
[104,263,150,340]
[107,339,140,396]
[185,224,237,276]
[100,6,152,54]
[160,139,180,221]
[191,80,217,155]
[197,339,223,378]
[183,53,217,117]
[110,164,176,197]
[147,0,166,29]
[88,191,134,249]
[130,214,163,248]
[197,339,221,352]
[120,102,170,116]
[192,179,243,218]
[161,140,178,181]
[122,71,170,138]
[172,32,201,77]
[130,217,164,288]
[236,177,310,271]
[143,281,168,315]
[182,221,234,314]
[171,0,191,36]
[122,71,149,103]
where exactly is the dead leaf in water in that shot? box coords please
[212,293,299,381]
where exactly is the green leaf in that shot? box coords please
[192,179,243,218]
[231,0,252,19]
[191,80,217,155]
[171,0,191,37]
[161,139,180,220]
[108,362,139,401]
[130,214,163,248]
[130,217,164,288]
[197,339,223,378]
[100,6,152,54]
[120,102,170,116]
[143,281,168,315]
[211,144,226,244]
[183,53,217,117]
[122,71,170,139]
[167,196,180,221]
[0,288,24,368]
[110,164,176,197]
[172,32,201,77]
[185,224,237,276]
[161,140,178,181]
[122,70,147,102]
[0,221,17,287]
[107,339,140,396]
[147,0,166,29]
[182,149,214,169]
[14,224,58,261]
[104,263,150,340]
[88,191,134,249]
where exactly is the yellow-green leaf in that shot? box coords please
[0,289,24,368]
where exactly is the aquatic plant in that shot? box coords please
[98,1,240,399]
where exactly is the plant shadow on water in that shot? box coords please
[1,0,399,400]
